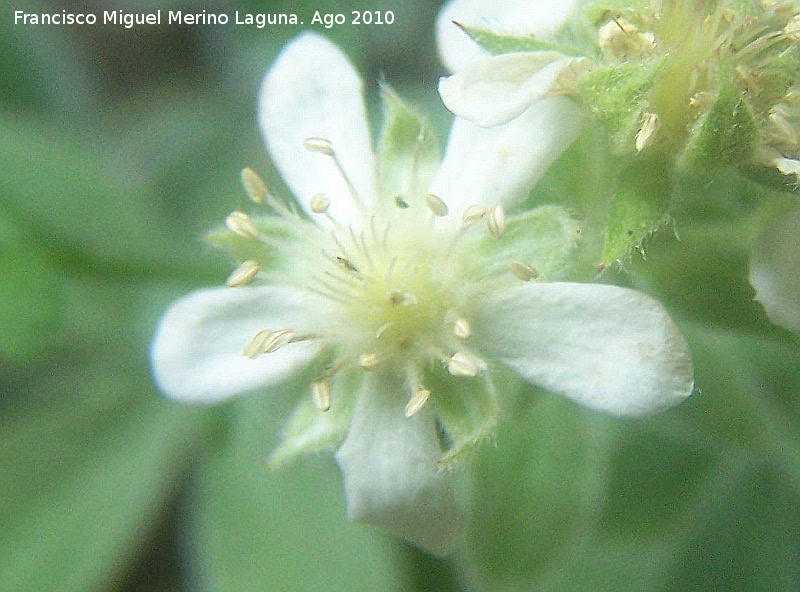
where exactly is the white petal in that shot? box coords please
[150,286,322,403]
[437,0,579,72]
[474,283,694,416]
[335,374,466,556]
[439,52,575,127]
[750,206,800,332]
[429,97,584,215]
[259,32,376,223]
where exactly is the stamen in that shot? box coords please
[226,260,260,287]
[375,323,392,340]
[359,352,380,369]
[262,328,296,354]
[310,193,331,214]
[487,204,507,238]
[425,193,450,217]
[462,205,486,227]
[405,388,431,418]
[448,351,480,377]
[243,329,273,358]
[510,260,539,282]
[635,112,660,153]
[303,137,334,155]
[225,211,260,240]
[303,136,368,215]
[453,317,471,340]
[241,168,269,204]
[311,380,332,412]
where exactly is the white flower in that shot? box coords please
[150,32,694,556]
[750,205,800,332]
[436,0,587,129]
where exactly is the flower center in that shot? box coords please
[229,139,511,417]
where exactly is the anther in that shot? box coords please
[394,195,410,209]
[635,112,660,153]
[388,290,418,307]
[359,352,380,370]
[334,256,359,274]
[425,193,450,217]
[311,380,332,412]
[462,205,486,227]
[262,328,296,353]
[243,329,273,358]
[510,260,539,282]
[405,388,431,418]
[487,204,507,238]
[241,168,269,204]
[453,317,471,340]
[303,137,334,155]
[226,260,260,287]
[785,14,800,41]
[225,211,260,240]
[448,351,479,377]
[310,193,331,214]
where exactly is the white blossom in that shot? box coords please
[150,32,694,556]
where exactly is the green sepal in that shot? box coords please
[204,215,298,269]
[467,205,583,283]
[376,86,440,208]
[267,367,358,468]
[577,56,664,155]
[600,157,673,267]
[427,368,506,468]
[459,25,587,58]
[681,72,759,170]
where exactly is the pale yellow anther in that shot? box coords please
[225,211,260,240]
[243,329,273,358]
[487,204,506,238]
[241,167,269,204]
[262,328,296,354]
[375,323,391,340]
[784,14,800,41]
[453,317,471,340]
[448,351,479,377]
[598,18,655,58]
[303,137,334,155]
[404,389,431,418]
[510,260,539,282]
[462,204,486,227]
[226,260,260,287]
[359,352,380,370]
[635,112,660,153]
[425,193,450,217]
[311,380,332,412]
[310,193,330,214]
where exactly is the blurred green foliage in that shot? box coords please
[2,1,799,591]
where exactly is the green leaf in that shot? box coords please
[0,357,204,592]
[681,72,759,169]
[376,86,440,207]
[467,205,583,283]
[577,57,664,155]
[600,156,673,267]
[465,393,615,584]
[459,25,587,57]
[428,368,506,467]
[191,393,402,592]
[267,368,359,468]
[204,215,299,270]
[0,213,64,362]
